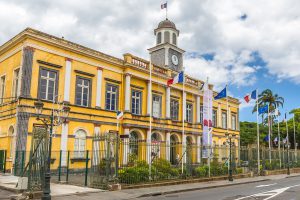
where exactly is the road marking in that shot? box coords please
[235,184,300,200]
[256,183,277,188]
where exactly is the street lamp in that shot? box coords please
[226,133,236,182]
[287,143,290,175]
[34,100,70,200]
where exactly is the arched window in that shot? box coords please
[129,131,139,156]
[74,129,86,158]
[172,33,177,45]
[164,31,170,43]
[157,32,162,44]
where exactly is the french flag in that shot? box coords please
[161,2,167,9]
[167,71,184,86]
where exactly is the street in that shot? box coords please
[140,175,300,200]
[49,175,300,200]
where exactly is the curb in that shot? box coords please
[138,179,270,198]
[0,184,22,193]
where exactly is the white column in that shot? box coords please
[123,128,130,165]
[166,87,171,118]
[182,135,186,163]
[165,47,169,66]
[63,58,72,102]
[124,74,131,111]
[196,95,201,123]
[60,122,69,166]
[147,129,152,163]
[218,103,222,127]
[197,135,201,163]
[166,132,171,161]
[147,81,152,115]
[96,67,103,108]
[183,92,187,121]
[228,106,231,129]
[92,126,101,166]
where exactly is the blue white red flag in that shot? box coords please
[117,111,124,120]
[167,71,184,86]
[251,90,257,100]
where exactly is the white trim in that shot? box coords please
[124,74,131,111]
[63,60,72,102]
[95,69,103,107]
[166,87,170,118]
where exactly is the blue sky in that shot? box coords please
[0,0,299,123]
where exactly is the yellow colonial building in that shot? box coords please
[0,19,240,172]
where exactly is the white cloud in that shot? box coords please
[0,0,299,88]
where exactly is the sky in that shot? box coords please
[0,0,299,122]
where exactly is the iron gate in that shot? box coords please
[89,131,119,189]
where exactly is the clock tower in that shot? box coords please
[148,19,185,72]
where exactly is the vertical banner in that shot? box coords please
[202,83,213,158]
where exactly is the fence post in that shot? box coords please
[14,151,17,176]
[3,150,6,173]
[84,150,89,186]
[115,136,119,178]
[58,150,62,182]
[21,151,25,174]
[66,151,70,183]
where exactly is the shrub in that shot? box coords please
[235,167,243,174]
[118,166,149,184]
[194,165,208,177]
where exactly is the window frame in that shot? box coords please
[231,114,237,130]
[170,99,179,121]
[152,94,162,118]
[212,109,217,127]
[157,32,162,44]
[131,89,142,115]
[75,75,92,107]
[105,83,119,111]
[222,111,227,129]
[186,103,193,123]
[200,105,203,124]
[12,68,20,99]
[74,129,87,158]
[38,67,59,102]
[0,75,5,104]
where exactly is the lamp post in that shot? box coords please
[287,143,290,175]
[34,100,70,200]
[226,133,236,182]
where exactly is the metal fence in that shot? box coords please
[10,143,300,189]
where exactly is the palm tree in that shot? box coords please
[252,89,284,117]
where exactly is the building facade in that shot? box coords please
[0,19,240,171]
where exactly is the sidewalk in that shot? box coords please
[53,173,300,200]
[0,174,103,196]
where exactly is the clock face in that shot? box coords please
[171,55,179,65]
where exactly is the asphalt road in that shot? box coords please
[140,175,300,200]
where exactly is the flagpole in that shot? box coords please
[267,104,271,164]
[166,1,168,19]
[226,84,230,173]
[277,114,281,169]
[207,77,211,178]
[182,70,185,174]
[286,112,290,175]
[293,114,297,162]
[256,89,260,175]
[149,58,152,178]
